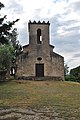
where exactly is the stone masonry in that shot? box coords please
[16,21,64,80]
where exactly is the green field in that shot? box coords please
[0,80,80,119]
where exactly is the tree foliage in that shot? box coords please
[8,28,22,57]
[70,66,80,82]
[0,2,22,78]
[0,2,19,45]
[0,44,14,70]
[0,2,4,9]
[64,64,69,76]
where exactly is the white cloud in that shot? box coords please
[0,0,80,70]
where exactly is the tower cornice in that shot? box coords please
[28,20,50,25]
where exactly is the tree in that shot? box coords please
[0,2,21,80]
[0,44,15,80]
[0,2,19,45]
[0,44,14,70]
[0,2,4,9]
[70,66,80,82]
[8,28,22,57]
[64,64,69,76]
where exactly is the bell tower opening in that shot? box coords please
[37,29,42,44]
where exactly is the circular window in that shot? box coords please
[37,57,42,61]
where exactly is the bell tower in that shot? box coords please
[28,20,51,57]
[28,20,50,46]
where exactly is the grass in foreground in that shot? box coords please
[0,80,80,119]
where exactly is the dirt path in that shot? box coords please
[0,106,75,120]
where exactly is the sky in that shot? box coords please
[1,0,80,70]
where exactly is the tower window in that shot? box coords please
[37,29,42,44]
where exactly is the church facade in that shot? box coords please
[16,21,64,80]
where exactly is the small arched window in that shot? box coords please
[37,29,42,44]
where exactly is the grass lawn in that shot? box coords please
[0,80,80,119]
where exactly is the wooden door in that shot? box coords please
[36,64,44,77]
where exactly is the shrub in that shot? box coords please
[65,75,76,82]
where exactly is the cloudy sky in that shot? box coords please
[1,0,80,70]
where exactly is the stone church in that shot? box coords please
[16,21,64,80]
